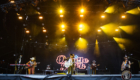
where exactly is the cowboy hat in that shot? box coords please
[30,57,35,60]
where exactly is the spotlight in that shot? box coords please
[115,29,119,31]
[101,15,105,18]
[81,9,84,13]
[80,15,84,17]
[62,29,65,31]
[79,29,82,31]
[61,25,65,28]
[10,0,15,3]
[18,16,23,20]
[43,29,47,33]
[60,10,63,13]
[79,24,83,28]
[98,29,101,32]
[26,30,30,34]
[39,16,43,19]
[60,15,64,17]
[121,15,126,19]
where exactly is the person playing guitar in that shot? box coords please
[26,57,37,74]
[91,60,100,74]
[121,55,131,71]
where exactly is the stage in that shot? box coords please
[0,74,140,80]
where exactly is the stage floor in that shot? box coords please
[0,74,140,80]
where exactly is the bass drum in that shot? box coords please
[121,70,132,80]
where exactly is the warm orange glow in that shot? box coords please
[62,29,65,31]
[39,16,43,19]
[60,15,64,17]
[43,29,47,33]
[81,9,84,13]
[10,1,15,3]
[101,15,105,18]
[18,16,23,20]
[80,15,84,17]
[61,25,65,28]
[26,30,30,34]
[121,15,126,18]
[115,29,119,31]
[60,10,63,13]
[98,29,101,32]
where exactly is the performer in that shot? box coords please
[91,60,97,74]
[87,64,92,74]
[67,54,75,75]
[121,55,131,71]
[26,57,37,74]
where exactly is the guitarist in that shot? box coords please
[91,60,99,74]
[26,57,37,74]
[121,55,131,71]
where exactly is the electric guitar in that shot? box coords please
[121,62,133,71]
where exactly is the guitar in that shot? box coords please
[121,62,133,71]
[91,64,100,69]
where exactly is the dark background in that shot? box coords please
[0,0,140,74]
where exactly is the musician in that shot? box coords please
[121,55,131,71]
[26,57,37,74]
[67,54,75,75]
[91,60,97,74]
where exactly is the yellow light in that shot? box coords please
[94,39,100,56]
[60,10,63,13]
[26,30,30,34]
[10,1,15,3]
[105,5,115,13]
[60,15,64,17]
[81,9,84,13]
[79,24,83,28]
[39,16,43,19]
[79,29,82,31]
[127,8,140,15]
[101,15,105,18]
[119,25,136,34]
[18,16,23,20]
[80,15,84,17]
[61,25,65,28]
[75,38,88,51]
[62,29,65,31]
[43,29,47,33]
[100,23,119,36]
[115,29,119,31]
[113,37,131,50]
[98,29,101,32]
[121,15,126,18]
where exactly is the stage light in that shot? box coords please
[94,39,100,56]
[98,29,101,32]
[18,16,23,20]
[61,25,65,28]
[79,24,83,28]
[80,15,84,17]
[43,29,47,33]
[60,15,64,17]
[119,25,136,34]
[105,5,115,13]
[81,9,84,13]
[75,38,88,50]
[62,29,65,31]
[79,29,82,31]
[121,15,126,18]
[26,30,30,34]
[115,29,119,31]
[101,15,105,18]
[127,8,140,15]
[39,16,43,19]
[10,0,15,3]
[60,10,63,13]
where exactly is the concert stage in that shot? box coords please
[0,74,140,80]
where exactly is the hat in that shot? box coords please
[124,55,128,58]
[30,57,35,60]
[92,60,96,62]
